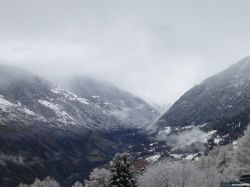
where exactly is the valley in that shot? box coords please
[1,57,250,186]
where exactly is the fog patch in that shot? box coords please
[158,128,216,152]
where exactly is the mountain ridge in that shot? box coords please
[59,75,160,128]
[154,56,250,150]
[157,56,250,127]
[0,64,159,186]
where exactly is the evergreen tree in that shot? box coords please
[109,153,136,187]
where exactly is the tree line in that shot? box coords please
[18,126,250,187]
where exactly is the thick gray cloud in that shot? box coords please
[0,0,250,105]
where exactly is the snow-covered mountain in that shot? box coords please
[155,56,250,150]
[0,64,159,186]
[0,65,134,130]
[59,76,160,128]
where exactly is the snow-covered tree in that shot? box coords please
[109,153,136,187]
[18,177,60,187]
[138,160,221,187]
[72,181,83,187]
[84,168,111,187]
[196,145,237,182]
[198,145,234,172]
[235,125,250,173]
[215,146,232,170]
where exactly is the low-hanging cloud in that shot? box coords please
[165,129,207,147]
[1,0,250,105]
[157,128,214,152]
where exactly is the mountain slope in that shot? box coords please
[0,65,126,130]
[60,76,160,128]
[156,56,250,146]
[0,64,158,186]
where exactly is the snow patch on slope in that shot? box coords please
[0,95,36,116]
[52,88,90,105]
[0,95,15,110]
[38,100,75,124]
[146,154,161,163]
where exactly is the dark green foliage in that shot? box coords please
[109,153,136,187]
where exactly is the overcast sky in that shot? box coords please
[0,0,250,105]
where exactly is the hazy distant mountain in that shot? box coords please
[60,76,160,128]
[156,56,250,147]
[150,103,171,115]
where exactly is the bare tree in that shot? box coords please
[138,160,221,187]
[72,181,84,187]
[18,177,60,187]
[84,168,111,187]
[235,125,250,173]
